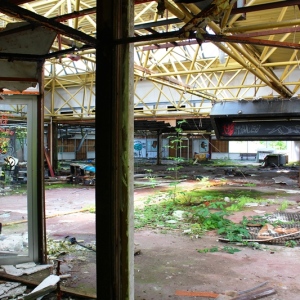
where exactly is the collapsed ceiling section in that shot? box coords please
[0,22,57,92]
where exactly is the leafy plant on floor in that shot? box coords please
[86,205,96,213]
[134,187,297,247]
[197,246,219,253]
[241,215,268,226]
[169,188,276,209]
[241,241,261,250]
[47,237,78,257]
[226,196,265,211]
[278,200,289,211]
[243,183,257,187]
[164,120,188,203]
[144,168,157,188]
[134,200,177,229]
[193,207,231,231]
[285,240,297,248]
[218,223,250,242]
[207,201,226,210]
[188,223,204,237]
[197,246,241,254]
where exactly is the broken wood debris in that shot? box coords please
[0,272,96,299]
[174,282,276,299]
[219,212,300,245]
[257,224,299,239]
[231,287,276,300]
[175,290,219,297]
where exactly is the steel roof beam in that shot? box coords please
[230,0,300,14]
[0,0,97,48]
[134,18,181,30]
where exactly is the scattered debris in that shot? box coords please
[165,220,177,224]
[276,188,300,194]
[0,281,27,299]
[231,287,276,300]
[174,282,276,299]
[244,203,259,207]
[15,262,36,269]
[253,210,265,214]
[224,197,230,202]
[257,224,299,239]
[134,249,141,256]
[23,274,60,300]
[172,210,186,220]
[0,272,96,299]
[1,264,52,276]
[273,176,297,186]
[64,236,96,252]
[219,212,300,245]
[224,168,248,177]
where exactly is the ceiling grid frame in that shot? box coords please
[0,0,299,121]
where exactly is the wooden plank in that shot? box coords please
[175,290,219,297]
[0,273,96,299]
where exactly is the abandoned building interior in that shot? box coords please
[1,0,300,299]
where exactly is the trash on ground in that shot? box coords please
[273,176,297,186]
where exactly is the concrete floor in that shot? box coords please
[1,162,300,299]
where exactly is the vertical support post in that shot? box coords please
[156,130,162,165]
[37,61,46,263]
[208,135,212,160]
[51,122,58,173]
[96,0,134,299]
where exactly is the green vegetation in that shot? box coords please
[197,246,241,254]
[133,175,300,251]
[134,188,277,243]
[163,120,189,202]
[278,200,290,211]
[285,240,297,248]
[144,168,158,188]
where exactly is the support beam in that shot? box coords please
[96,0,134,299]
[0,0,97,47]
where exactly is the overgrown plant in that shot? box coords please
[193,207,231,231]
[164,120,188,202]
[197,246,241,254]
[278,200,289,211]
[285,240,297,248]
[144,168,157,188]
